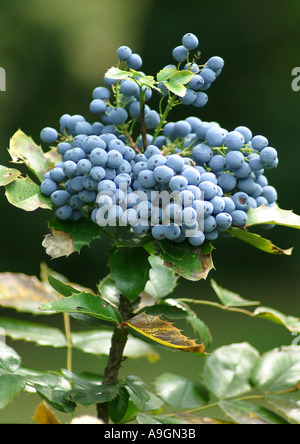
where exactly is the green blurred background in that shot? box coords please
[0,0,299,423]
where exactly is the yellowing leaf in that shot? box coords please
[32,401,62,424]
[124,312,205,354]
[0,272,58,314]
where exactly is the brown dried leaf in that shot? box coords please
[42,229,75,259]
[0,272,58,314]
[32,402,62,424]
[124,312,205,354]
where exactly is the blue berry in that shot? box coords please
[152,224,166,240]
[93,87,110,100]
[40,127,58,144]
[56,205,73,220]
[225,131,245,151]
[231,210,248,227]
[172,45,188,62]
[120,80,140,97]
[108,108,128,126]
[90,99,107,114]
[232,191,251,212]
[182,33,199,50]
[169,175,188,192]
[117,46,132,61]
[127,53,143,69]
[138,170,156,188]
[51,190,70,206]
[251,135,268,151]
[205,127,227,147]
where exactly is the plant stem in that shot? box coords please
[97,295,133,423]
[63,313,72,372]
[139,90,148,152]
[152,95,179,144]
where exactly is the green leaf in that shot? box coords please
[0,372,26,409]
[219,400,288,424]
[136,413,162,424]
[252,347,300,394]
[98,275,121,306]
[8,129,60,182]
[157,67,178,82]
[5,176,52,211]
[210,279,260,307]
[145,255,178,300]
[105,226,152,248]
[43,218,102,258]
[108,386,130,424]
[253,307,300,332]
[48,275,80,297]
[155,373,209,410]
[71,330,159,362]
[0,165,21,186]
[267,392,300,423]
[40,292,121,324]
[0,318,66,347]
[105,67,132,80]
[164,70,195,97]
[227,227,293,255]
[29,372,75,413]
[0,342,22,373]
[109,247,150,301]
[125,376,150,411]
[246,205,300,229]
[159,240,214,281]
[202,343,260,399]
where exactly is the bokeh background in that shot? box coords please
[0,0,299,423]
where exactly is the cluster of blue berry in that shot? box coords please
[39,33,278,247]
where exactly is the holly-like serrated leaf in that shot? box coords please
[0,272,58,314]
[40,293,121,324]
[109,247,150,301]
[210,279,260,307]
[8,130,60,183]
[5,176,52,211]
[157,67,178,82]
[227,227,293,255]
[165,298,212,349]
[105,67,132,80]
[0,165,21,186]
[246,205,300,229]
[0,342,22,373]
[163,70,195,97]
[0,373,26,410]
[124,312,205,354]
[145,255,178,300]
[159,240,214,281]
[43,218,102,258]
